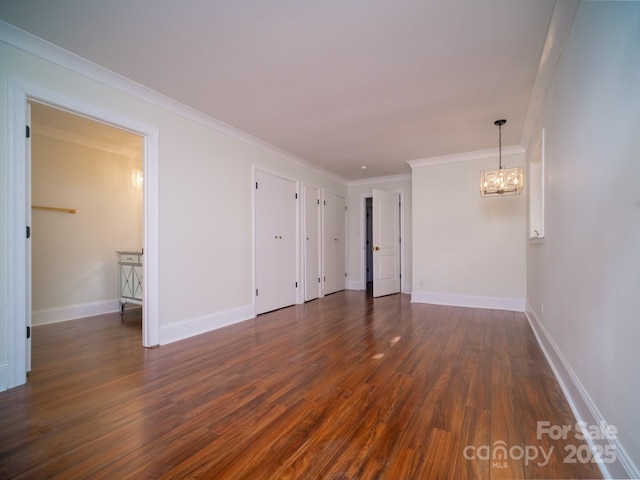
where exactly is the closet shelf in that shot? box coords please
[32,205,76,214]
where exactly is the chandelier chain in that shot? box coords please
[498,122,502,170]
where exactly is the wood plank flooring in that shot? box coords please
[0,291,602,479]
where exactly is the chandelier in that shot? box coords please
[480,119,523,197]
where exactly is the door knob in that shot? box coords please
[373,246,380,251]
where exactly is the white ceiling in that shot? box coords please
[0,0,557,181]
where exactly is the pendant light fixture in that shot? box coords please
[480,119,523,197]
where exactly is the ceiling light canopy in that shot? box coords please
[480,119,524,197]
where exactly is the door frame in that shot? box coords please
[359,189,407,294]
[6,77,160,389]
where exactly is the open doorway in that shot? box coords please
[7,80,160,389]
[29,101,144,371]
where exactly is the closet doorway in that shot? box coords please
[7,80,159,389]
[28,102,144,371]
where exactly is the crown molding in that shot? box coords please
[0,20,348,186]
[347,173,411,187]
[407,145,525,169]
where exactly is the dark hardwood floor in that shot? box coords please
[0,291,602,479]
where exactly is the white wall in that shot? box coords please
[346,175,412,293]
[411,152,526,311]
[31,131,143,324]
[0,28,345,389]
[525,2,640,476]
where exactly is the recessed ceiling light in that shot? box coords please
[360,165,368,170]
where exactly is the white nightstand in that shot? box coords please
[117,251,143,311]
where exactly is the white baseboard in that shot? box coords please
[525,302,639,479]
[32,300,121,325]
[411,291,525,312]
[159,303,255,345]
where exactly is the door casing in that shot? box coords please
[6,78,160,390]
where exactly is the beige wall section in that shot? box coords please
[31,130,143,323]
[346,176,412,293]
[525,2,640,475]
[411,153,526,310]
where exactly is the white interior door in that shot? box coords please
[255,170,296,314]
[304,185,320,301]
[276,179,296,309]
[334,196,346,293]
[323,191,346,295]
[372,189,400,297]
[255,171,278,314]
[322,192,336,295]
